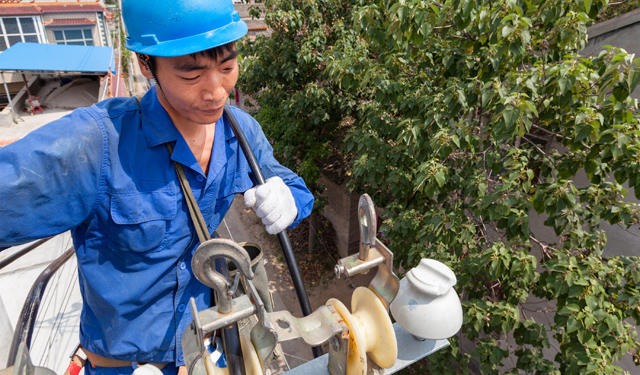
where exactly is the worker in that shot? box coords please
[0,0,314,375]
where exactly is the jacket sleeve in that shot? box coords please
[239,110,315,228]
[0,109,105,248]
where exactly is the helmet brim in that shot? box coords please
[126,20,248,57]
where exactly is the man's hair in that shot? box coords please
[188,41,236,62]
[139,42,236,73]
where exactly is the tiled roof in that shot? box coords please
[0,2,104,16]
[0,5,40,15]
[39,3,105,13]
[44,17,96,26]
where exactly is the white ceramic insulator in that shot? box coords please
[390,259,463,340]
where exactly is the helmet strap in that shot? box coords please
[139,54,171,107]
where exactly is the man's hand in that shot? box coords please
[244,176,297,234]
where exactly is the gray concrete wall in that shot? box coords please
[583,8,640,99]
[318,175,361,258]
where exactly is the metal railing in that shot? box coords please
[2,240,75,368]
[0,238,53,271]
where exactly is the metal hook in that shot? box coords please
[191,239,255,314]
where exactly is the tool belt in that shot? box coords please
[64,344,166,375]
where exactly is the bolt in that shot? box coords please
[412,334,427,342]
[330,336,341,352]
[334,265,345,278]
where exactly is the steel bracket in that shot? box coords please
[335,194,400,308]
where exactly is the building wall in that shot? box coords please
[41,11,99,46]
[234,3,270,39]
[319,175,362,258]
[583,8,640,99]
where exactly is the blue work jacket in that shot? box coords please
[0,86,314,365]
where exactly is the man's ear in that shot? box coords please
[137,54,154,80]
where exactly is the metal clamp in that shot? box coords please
[247,279,279,370]
[335,194,400,309]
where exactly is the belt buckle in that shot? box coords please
[69,343,87,361]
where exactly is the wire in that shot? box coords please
[282,352,311,364]
[307,220,359,290]
[30,237,70,352]
[222,218,235,242]
[35,236,76,367]
[40,259,78,368]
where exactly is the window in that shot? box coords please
[53,29,93,46]
[0,17,46,51]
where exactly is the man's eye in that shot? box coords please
[181,76,199,81]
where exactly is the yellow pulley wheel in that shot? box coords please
[239,331,263,375]
[326,287,397,375]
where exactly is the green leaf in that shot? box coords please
[482,90,495,106]
[567,317,580,333]
[479,182,487,196]
[558,77,570,94]
[435,169,446,187]
[627,67,640,91]
[503,106,520,131]
[612,82,629,102]
[583,0,592,12]
[585,295,598,310]
[502,25,514,38]
[451,134,460,148]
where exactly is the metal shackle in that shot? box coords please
[358,194,377,260]
[191,239,255,314]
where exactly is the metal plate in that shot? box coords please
[284,323,450,375]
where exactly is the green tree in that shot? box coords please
[238,0,359,198]
[241,0,640,373]
[238,0,361,251]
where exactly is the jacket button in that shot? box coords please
[197,175,204,182]
[179,262,186,270]
[177,304,186,312]
[178,354,184,362]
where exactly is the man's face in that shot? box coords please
[140,49,239,126]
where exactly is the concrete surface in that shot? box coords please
[0,297,13,368]
[0,108,72,141]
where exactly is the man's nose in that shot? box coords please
[201,74,227,102]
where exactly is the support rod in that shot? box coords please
[214,257,244,375]
[0,72,21,123]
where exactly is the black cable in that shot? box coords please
[223,106,322,358]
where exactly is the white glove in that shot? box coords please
[244,176,298,234]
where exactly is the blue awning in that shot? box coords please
[0,42,115,75]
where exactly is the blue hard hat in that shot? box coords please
[122,0,248,57]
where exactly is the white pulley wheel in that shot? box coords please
[327,287,397,375]
[240,332,263,375]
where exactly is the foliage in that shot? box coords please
[240,0,640,373]
[593,0,640,24]
[120,26,130,77]
[238,0,360,202]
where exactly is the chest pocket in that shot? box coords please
[106,189,178,253]
[218,166,254,199]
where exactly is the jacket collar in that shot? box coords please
[140,86,238,174]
